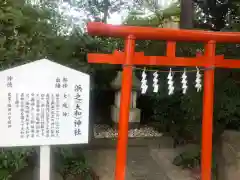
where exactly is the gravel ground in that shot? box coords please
[94,124,163,138]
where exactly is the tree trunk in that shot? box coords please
[102,0,110,23]
[180,0,194,29]
[178,0,195,96]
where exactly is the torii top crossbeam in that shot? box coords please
[86,22,240,180]
[87,22,240,69]
[88,22,240,42]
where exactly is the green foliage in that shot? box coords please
[55,147,96,180]
[162,1,180,19]
[0,0,59,67]
[124,12,162,27]
[173,146,201,168]
[180,76,240,139]
[0,1,102,179]
[0,148,34,180]
[73,0,130,23]
[194,0,240,30]
[173,144,217,179]
[0,147,96,180]
[124,1,180,27]
[149,87,203,144]
[215,78,240,121]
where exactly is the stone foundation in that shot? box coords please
[217,130,240,180]
[112,122,140,130]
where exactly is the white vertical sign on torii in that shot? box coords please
[0,59,90,180]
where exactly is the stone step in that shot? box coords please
[150,148,195,180]
[126,147,169,180]
[84,147,170,180]
[80,136,174,150]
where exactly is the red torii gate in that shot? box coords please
[87,22,240,180]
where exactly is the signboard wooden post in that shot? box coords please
[0,59,90,180]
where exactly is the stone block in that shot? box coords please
[218,130,240,180]
[111,105,141,124]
